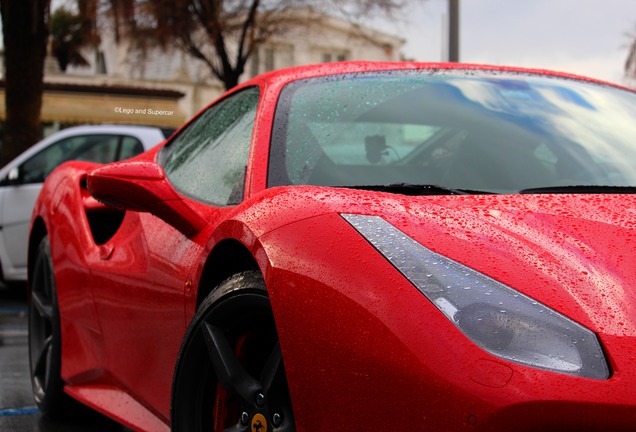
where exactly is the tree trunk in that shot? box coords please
[0,0,50,167]
[222,69,241,91]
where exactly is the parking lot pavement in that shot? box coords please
[0,286,127,432]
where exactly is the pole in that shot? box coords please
[448,0,460,62]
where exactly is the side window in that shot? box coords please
[118,136,144,160]
[71,135,119,163]
[19,134,120,184]
[161,87,260,205]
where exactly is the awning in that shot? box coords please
[0,81,187,128]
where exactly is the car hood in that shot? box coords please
[379,193,636,338]
[244,187,636,337]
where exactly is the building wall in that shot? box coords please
[249,10,404,78]
[53,10,405,124]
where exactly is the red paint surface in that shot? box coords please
[29,62,636,431]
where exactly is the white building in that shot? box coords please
[48,8,405,124]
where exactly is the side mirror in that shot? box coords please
[87,160,206,237]
[0,167,23,186]
[7,167,20,183]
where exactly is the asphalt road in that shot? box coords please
[0,285,128,432]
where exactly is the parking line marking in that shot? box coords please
[0,306,28,314]
[0,406,39,416]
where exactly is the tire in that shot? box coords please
[171,271,295,432]
[28,236,76,417]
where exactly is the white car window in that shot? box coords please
[19,134,142,184]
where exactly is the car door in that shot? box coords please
[88,87,260,417]
[0,134,144,282]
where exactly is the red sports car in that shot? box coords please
[28,62,636,431]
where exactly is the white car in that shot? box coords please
[0,124,171,285]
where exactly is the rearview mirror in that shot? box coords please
[87,160,206,237]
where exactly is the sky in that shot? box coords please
[379,0,636,85]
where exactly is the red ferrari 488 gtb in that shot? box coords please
[28,62,636,431]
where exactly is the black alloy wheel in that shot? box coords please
[28,236,74,417]
[171,271,295,432]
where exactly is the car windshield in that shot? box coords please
[268,70,636,194]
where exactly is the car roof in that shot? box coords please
[240,61,634,93]
[45,124,168,139]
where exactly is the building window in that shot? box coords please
[321,51,349,63]
[250,49,260,77]
[250,45,294,77]
[265,47,275,72]
[95,51,107,75]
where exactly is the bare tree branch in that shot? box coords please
[95,0,411,90]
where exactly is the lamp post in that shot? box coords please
[448,0,460,62]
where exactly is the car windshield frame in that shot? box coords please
[268,69,636,195]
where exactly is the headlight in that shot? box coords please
[342,214,609,380]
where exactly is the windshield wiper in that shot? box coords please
[519,185,636,194]
[346,183,492,196]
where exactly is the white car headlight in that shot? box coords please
[342,214,609,380]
